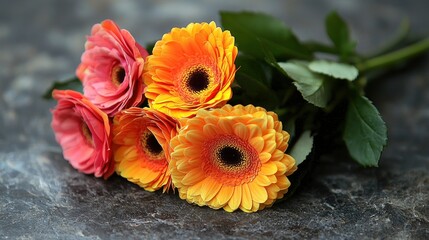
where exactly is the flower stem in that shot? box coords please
[365,18,410,58]
[357,37,429,73]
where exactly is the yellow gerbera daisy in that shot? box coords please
[112,107,179,192]
[143,21,238,119]
[169,104,297,212]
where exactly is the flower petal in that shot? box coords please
[249,181,268,204]
[249,137,264,153]
[228,185,242,211]
[215,185,234,206]
[259,152,271,163]
[240,183,253,211]
[260,162,278,175]
[200,178,222,202]
[233,123,249,140]
[181,168,205,186]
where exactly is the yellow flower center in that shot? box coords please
[111,65,125,86]
[140,130,164,160]
[81,122,94,146]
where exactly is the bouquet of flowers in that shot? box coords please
[46,11,429,212]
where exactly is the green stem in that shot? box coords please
[357,37,429,73]
[365,18,410,58]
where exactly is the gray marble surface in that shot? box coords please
[0,0,428,239]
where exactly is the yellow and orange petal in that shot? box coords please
[112,107,179,192]
[169,104,297,212]
[143,21,238,119]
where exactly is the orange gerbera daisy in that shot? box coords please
[112,107,179,192]
[169,104,297,212]
[143,21,238,119]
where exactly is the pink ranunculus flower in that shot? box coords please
[76,19,149,117]
[51,90,114,179]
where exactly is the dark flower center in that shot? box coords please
[144,133,163,155]
[187,67,210,92]
[112,65,125,86]
[81,122,94,146]
[217,146,244,167]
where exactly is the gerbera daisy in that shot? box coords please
[169,104,297,212]
[51,90,114,179]
[77,19,149,117]
[143,21,238,119]
[112,107,179,192]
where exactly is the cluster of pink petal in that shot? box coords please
[77,19,148,117]
[51,20,148,178]
[51,90,114,178]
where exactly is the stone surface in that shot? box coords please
[0,0,428,239]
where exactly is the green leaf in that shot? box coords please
[289,131,314,165]
[262,46,288,75]
[343,92,387,167]
[236,55,271,86]
[278,60,333,108]
[235,56,279,109]
[220,11,312,60]
[43,77,82,99]
[309,60,358,81]
[325,11,356,58]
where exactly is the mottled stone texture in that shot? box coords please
[0,0,428,239]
